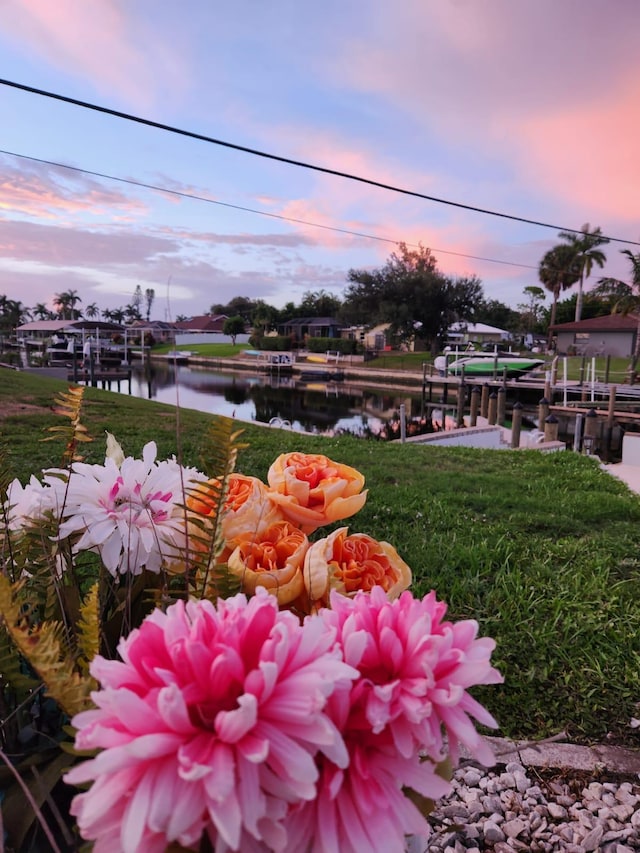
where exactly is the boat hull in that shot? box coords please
[447,357,544,378]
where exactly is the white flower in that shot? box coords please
[57,442,207,576]
[3,474,66,530]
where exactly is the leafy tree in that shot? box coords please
[543,292,608,327]
[538,244,581,343]
[251,300,280,336]
[85,303,100,319]
[558,223,609,322]
[344,243,483,354]
[598,249,640,374]
[297,290,342,318]
[211,296,256,321]
[474,298,521,333]
[223,316,247,345]
[517,286,546,333]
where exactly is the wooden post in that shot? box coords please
[538,396,549,428]
[603,385,617,462]
[573,412,584,452]
[469,386,480,426]
[544,414,559,443]
[579,355,586,387]
[456,380,465,427]
[511,401,523,448]
[497,386,506,425]
[604,355,611,385]
[583,407,598,455]
[603,385,616,461]
[480,383,490,420]
[487,391,498,425]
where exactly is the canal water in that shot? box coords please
[119,362,440,437]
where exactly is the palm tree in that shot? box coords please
[598,249,640,379]
[32,302,54,320]
[558,223,609,322]
[538,244,581,345]
[85,302,100,319]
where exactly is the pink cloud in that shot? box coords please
[2,0,190,109]
[511,71,640,224]
[0,158,148,219]
[326,0,640,226]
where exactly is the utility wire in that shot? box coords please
[0,148,538,272]
[1,76,639,247]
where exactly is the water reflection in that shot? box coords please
[121,362,433,436]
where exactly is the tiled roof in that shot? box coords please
[550,314,639,332]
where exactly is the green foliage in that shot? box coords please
[255,335,294,351]
[344,242,483,352]
[306,336,359,355]
[222,315,247,343]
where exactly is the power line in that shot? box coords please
[0,148,539,271]
[1,76,639,247]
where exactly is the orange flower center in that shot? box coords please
[331,538,397,593]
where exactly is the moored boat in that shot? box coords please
[447,355,545,378]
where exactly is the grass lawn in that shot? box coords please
[1,367,640,746]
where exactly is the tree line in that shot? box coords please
[2,232,639,353]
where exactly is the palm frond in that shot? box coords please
[42,385,93,464]
[0,575,95,717]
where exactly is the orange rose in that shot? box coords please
[226,519,308,605]
[266,452,367,533]
[303,526,412,609]
[185,474,283,555]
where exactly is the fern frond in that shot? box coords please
[0,622,39,696]
[42,385,93,464]
[76,582,100,674]
[192,416,247,598]
[199,415,247,482]
[0,575,95,717]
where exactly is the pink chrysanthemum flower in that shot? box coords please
[64,590,358,853]
[286,587,501,851]
[286,710,451,853]
[322,587,503,765]
[56,441,206,575]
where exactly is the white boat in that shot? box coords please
[446,354,545,378]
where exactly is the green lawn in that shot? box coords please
[1,367,640,745]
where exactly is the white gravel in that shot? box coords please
[420,759,640,852]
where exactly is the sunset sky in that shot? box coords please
[1,0,639,321]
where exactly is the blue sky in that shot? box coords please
[1,0,639,321]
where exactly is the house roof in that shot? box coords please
[449,322,510,335]
[17,320,124,332]
[550,314,639,332]
[281,317,340,326]
[173,314,227,331]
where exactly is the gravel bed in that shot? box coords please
[417,760,640,852]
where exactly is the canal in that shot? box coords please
[118,361,438,437]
